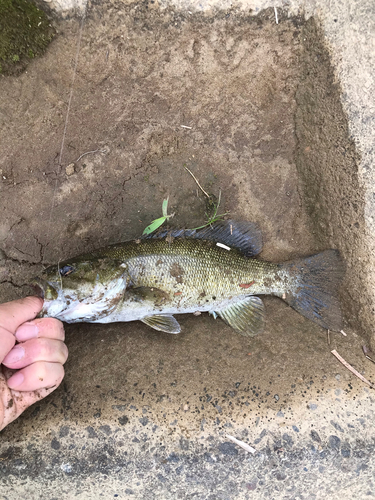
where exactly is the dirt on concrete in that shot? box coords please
[0,5,313,287]
[295,18,367,341]
[0,3,373,499]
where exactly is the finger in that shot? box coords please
[15,318,65,342]
[0,297,43,334]
[0,330,15,365]
[2,338,68,370]
[6,361,65,392]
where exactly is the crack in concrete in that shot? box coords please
[12,247,37,260]
[0,249,30,266]
[0,278,29,289]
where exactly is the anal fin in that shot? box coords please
[217,297,265,337]
[141,315,181,334]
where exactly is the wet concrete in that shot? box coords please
[1,2,374,499]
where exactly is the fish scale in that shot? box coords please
[92,238,282,307]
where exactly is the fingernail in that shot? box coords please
[15,322,38,342]
[3,346,25,365]
[7,371,24,389]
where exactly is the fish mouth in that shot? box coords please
[31,281,45,299]
[31,278,65,318]
[31,278,59,301]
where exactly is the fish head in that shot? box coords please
[32,258,128,323]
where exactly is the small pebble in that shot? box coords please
[65,163,75,176]
[328,435,341,449]
[335,374,341,381]
[311,430,321,443]
[60,463,72,473]
[274,394,279,402]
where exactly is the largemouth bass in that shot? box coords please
[33,220,344,336]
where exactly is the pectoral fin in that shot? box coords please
[217,297,265,337]
[141,314,181,334]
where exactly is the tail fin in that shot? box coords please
[283,250,345,331]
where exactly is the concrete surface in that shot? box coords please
[1,0,375,499]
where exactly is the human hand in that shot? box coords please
[0,297,68,431]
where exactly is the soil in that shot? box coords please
[0,4,373,498]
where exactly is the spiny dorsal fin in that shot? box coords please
[141,314,181,334]
[216,296,265,337]
[144,220,262,257]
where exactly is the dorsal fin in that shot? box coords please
[143,220,262,257]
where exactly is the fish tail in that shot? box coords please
[283,249,345,331]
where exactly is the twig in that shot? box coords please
[57,260,63,292]
[75,148,107,163]
[340,330,347,337]
[362,346,375,364]
[181,125,192,129]
[184,166,210,198]
[225,434,255,454]
[327,329,330,345]
[274,6,279,24]
[331,349,374,388]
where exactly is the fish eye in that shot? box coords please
[59,265,75,277]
